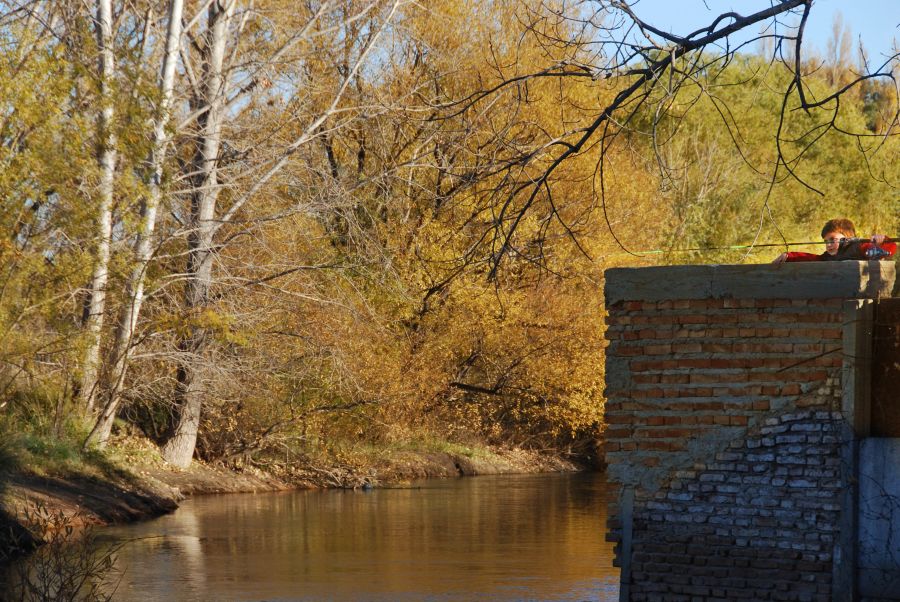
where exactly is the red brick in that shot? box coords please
[816,298,845,308]
[753,400,771,411]
[754,372,785,383]
[606,413,633,424]
[605,425,634,438]
[703,343,733,354]
[796,397,831,408]
[758,370,827,383]
[721,386,763,397]
[709,358,741,369]
[691,372,748,384]
[761,343,795,353]
[679,315,708,324]
[730,415,749,426]
[680,359,713,368]
[633,374,661,384]
[660,374,690,384]
[692,401,725,411]
[673,343,702,354]
[814,356,842,367]
[781,384,801,395]
[770,313,802,323]
[645,344,673,355]
[631,388,664,399]
[638,440,685,451]
[799,313,841,323]
[793,343,826,353]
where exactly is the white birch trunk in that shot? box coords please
[159,0,399,467]
[161,0,235,467]
[79,0,117,412]
[86,0,185,447]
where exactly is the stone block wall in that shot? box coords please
[603,262,896,602]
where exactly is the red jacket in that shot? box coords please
[783,237,896,262]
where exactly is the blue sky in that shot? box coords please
[627,0,899,63]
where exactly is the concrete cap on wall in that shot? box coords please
[605,261,896,304]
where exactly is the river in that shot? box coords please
[97,472,618,601]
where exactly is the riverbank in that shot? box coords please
[0,440,582,560]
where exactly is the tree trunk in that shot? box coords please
[161,0,234,468]
[79,0,117,412]
[86,0,184,447]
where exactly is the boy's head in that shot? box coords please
[821,218,856,255]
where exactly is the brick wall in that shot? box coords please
[603,262,896,602]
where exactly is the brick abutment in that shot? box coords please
[603,262,897,602]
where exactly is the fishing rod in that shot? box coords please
[627,236,897,257]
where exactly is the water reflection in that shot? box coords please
[101,472,619,601]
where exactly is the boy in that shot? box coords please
[772,218,895,263]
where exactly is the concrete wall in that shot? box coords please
[859,438,900,598]
[603,261,896,602]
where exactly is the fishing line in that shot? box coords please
[622,236,897,256]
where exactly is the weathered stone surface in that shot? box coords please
[605,261,896,304]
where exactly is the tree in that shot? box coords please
[159,0,404,467]
[85,0,185,447]
[2,0,897,474]
[429,0,899,273]
[78,0,118,412]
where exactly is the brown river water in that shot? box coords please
[96,472,619,601]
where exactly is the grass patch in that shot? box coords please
[0,413,151,483]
